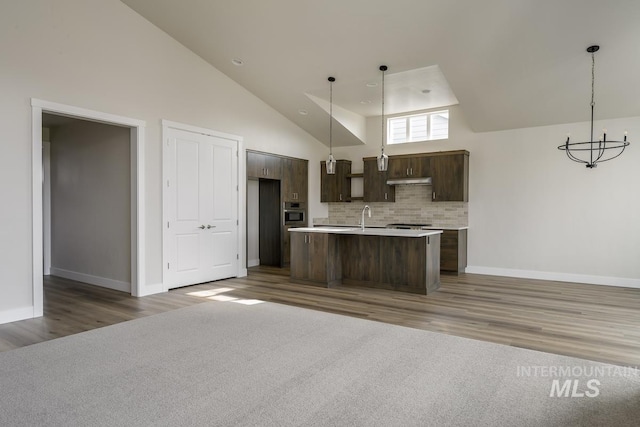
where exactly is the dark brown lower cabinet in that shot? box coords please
[290,232,341,285]
[440,229,468,273]
[290,232,440,294]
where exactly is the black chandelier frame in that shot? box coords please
[558,45,630,168]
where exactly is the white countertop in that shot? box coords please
[422,226,469,231]
[290,226,443,238]
[313,224,469,231]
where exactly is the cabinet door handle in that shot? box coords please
[384,192,387,200]
[339,194,342,201]
[198,225,206,229]
[406,168,409,176]
[207,225,215,229]
[304,235,307,243]
[410,167,413,175]
[432,191,436,200]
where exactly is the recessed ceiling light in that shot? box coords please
[231,58,244,66]
[366,82,378,88]
[421,89,431,94]
[298,109,308,115]
[360,100,372,104]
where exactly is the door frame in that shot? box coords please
[31,99,147,317]
[161,120,246,292]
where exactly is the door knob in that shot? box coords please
[198,225,206,229]
[207,225,215,229]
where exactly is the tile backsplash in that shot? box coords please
[314,185,468,227]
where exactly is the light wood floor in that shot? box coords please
[2,269,640,367]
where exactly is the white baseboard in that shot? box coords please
[248,259,259,267]
[0,306,35,325]
[50,267,131,293]
[465,266,640,289]
[238,267,248,278]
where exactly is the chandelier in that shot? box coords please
[558,45,629,168]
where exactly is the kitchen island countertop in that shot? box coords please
[290,226,442,238]
[312,223,468,231]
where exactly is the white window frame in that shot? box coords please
[387,110,449,145]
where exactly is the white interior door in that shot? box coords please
[165,127,238,289]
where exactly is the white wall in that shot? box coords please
[0,0,328,322]
[49,120,131,291]
[331,105,640,286]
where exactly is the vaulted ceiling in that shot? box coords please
[122,0,640,147]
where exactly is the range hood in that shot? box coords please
[386,176,433,185]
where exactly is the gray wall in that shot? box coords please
[50,120,131,288]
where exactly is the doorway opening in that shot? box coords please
[42,114,132,293]
[31,99,146,318]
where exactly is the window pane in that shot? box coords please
[409,115,427,141]
[430,112,449,140]
[388,118,407,144]
[386,110,448,144]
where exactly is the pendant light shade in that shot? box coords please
[378,65,388,172]
[326,76,337,175]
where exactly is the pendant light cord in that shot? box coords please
[590,51,595,165]
[329,76,334,155]
[381,67,385,153]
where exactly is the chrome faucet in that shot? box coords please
[361,205,371,231]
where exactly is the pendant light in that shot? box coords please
[377,65,389,172]
[326,76,337,174]
[558,45,630,168]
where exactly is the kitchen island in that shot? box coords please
[289,227,442,294]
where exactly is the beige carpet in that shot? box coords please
[1,300,639,426]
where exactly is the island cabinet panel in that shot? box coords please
[247,151,282,179]
[431,153,469,202]
[282,158,308,202]
[363,159,395,202]
[339,234,441,294]
[340,235,381,283]
[380,237,427,293]
[290,232,341,286]
[289,232,308,279]
[320,160,351,202]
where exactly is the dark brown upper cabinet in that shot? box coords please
[320,159,351,202]
[246,151,282,179]
[388,155,431,179]
[282,157,308,202]
[430,152,469,202]
[363,158,395,202]
[362,150,469,203]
